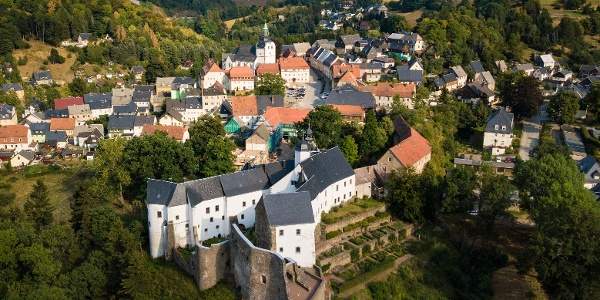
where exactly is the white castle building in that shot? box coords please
[146,131,356,267]
[222,23,277,70]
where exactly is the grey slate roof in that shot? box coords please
[33,70,52,81]
[17,150,35,161]
[45,109,69,118]
[108,115,135,130]
[256,95,285,114]
[113,102,138,115]
[485,109,514,134]
[84,93,112,110]
[262,160,295,184]
[1,83,23,92]
[132,90,151,103]
[397,66,423,83]
[134,85,155,94]
[220,167,270,196]
[30,122,50,135]
[185,177,225,207]
[297,147,355,199]
[325,86,376,109]
[0,104,14,119]
[261,191,315,226]
[134,115,155,127]
[470,60,485,73]
[147,179,177,205]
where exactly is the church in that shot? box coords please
[221,23,277,70]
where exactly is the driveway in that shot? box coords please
[287,69,324,109]
[518,103,548,161]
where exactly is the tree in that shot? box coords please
[340,136,359,166]
[478,171,515,233]
[380,15,407,33]
[584,83,600,122]
[69,77,89,96]
[499,72,543,119]
[441,166,478,214]
[187,116,235,178]
[23,180,54,229]
[48,48,65,64]
[359,110,388,159]
[255,73,286,96]
[547,91,579,124]
[386,168,424,223]
[94,138,130,201]
[301,105,343,149]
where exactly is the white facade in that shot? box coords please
[274,223,316,267]
[280,68,310,85]
[203,70,226,89]
[226,78,255,92]
[483,131,513,155]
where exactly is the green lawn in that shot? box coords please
[321,197,384,225]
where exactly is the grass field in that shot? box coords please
[397,9,424,29]
[6,163,87,223]
[13,40,77,85]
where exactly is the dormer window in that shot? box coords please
[501,125,506,131]
[494,125,499,130]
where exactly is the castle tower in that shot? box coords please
[294,127,317,166]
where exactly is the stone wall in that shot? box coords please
[318,251,351,270]
[322,205,386,234]
[254,200,275,250]
[316,217,391,255]
[230,224,289,300]
[194,241,231,290]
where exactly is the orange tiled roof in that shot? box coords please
[362,82,416,98]
[50,117,76,131]
[338,71,359,86]
[278,57,309,70]
[389,128,431,167]
[256,63,280,76]
[228,66,255,79]
[0,125,28,144]
[332,63,360,80]
[331,104,365,118]
[142,125,187,141]
[231,95,258,116]
[54,96,84,110]
[263,107,310,128]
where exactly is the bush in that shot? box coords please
[362,244,372,255]
[48,48,66,64]
[325,230,341,239]
[17,56,28,65]
[320,263,331,273]
[350,248,360,262]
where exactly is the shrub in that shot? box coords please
[325,230,341,239]
[17,56,28,65]
[350,248,360,262]
[362,244,371,255]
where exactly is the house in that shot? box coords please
[535,53,556,69]
[387,32,426,54]
[54,96,84,110]
[336,69,361,87]
[561,125,586,161]
[245,124,271,153]
[483,109,514,155]
[263,107,310,139]
[397,60,424,85]
[579,65,600,78]
[32,70,53,86]
[50,117,76,137]
[77,33,92,47]
[131,65,145,81]
[372,56,395,69]
[68,104,93,126]
[309,47,340,79]
[142,125,189,142]
[133,115,156,136]
[456,83,496,105]
[332,63,361,83]
[256,63,280,78]
[361,82,416,110]
[107,115,135,138]
[1,83,24,100]
[254,191,317,267]
[226,66,255,92]
[514,63,535,76]
[331,104,365,122]
[470,60,485,74]
[201,60,227,89]
[450,66,468,88]
[434,73,459,92]
[474,71,495,91]
[45,109,69,119]
[45,131,68,149]
[358,63,382,82]
[453,154,515,177]
[0,104,18,126]
[113,102,139,116]
[29,123,50,143]
[112,87,134,106]
[155,77,176,97]
[132,90,152,110]
[291,42,311,57]
[533,67,552,81]
[377,117,431,174]
[496,60,508,73]
[222,24,276,70]
[0,125,32,152]
[325,85,376,109]
[74,124,104,149]
[24,112,47,125]
[160,98,203,126]
[201,82,228,114]
[353,165,385,199]
[230,95,285,127]
[171,77,196,100]
[84,93,113,117]
[336,34,362,54]
[577,156,600,189]
[278,57,310,85]
[11,150,36,167]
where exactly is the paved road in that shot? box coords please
[287,69,324,109]
[519,103,548,161]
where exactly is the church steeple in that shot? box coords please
[262,23,269,38]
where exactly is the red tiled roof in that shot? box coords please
[50,118,76,131]
[228,66,255,79]
[256,63,280,76]
[142,125,187,141]
[54,96,84,110]
[331,104,365,118]
[332,63,360,80]
[361,83,416,98]
[389,128,431,167]
[338,71,359,86]
[263,107,310,128]
[0,125,28,144]
[231,96,258,116]
[278,57,309,70]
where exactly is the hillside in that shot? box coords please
[13,41,77,84]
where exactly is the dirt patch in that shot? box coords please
[13,40,77,85]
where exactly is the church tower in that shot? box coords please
[255,23,276,66]
[295,127,317,167]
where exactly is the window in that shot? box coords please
[185,224,189,230]
[388,157,392,162]
[279,229,284,236]
[204,228,208,232]
[175,215,179,220]
[216,225,220,229]
[243,201,246,207]
[222,216,225,220]
[215,205,219,212]
[350,179,352,184]
[279,247,283,252]
[210,217,214,222]
[252,199,256,205]
[261,275,267,284]
[296,247,301,253]
[296,229,301,235]
[206,207,210,214]
[241,214,245,220]
[157,211,162,218]
[336,185,339,191]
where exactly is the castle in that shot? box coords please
[146,131,357,298]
